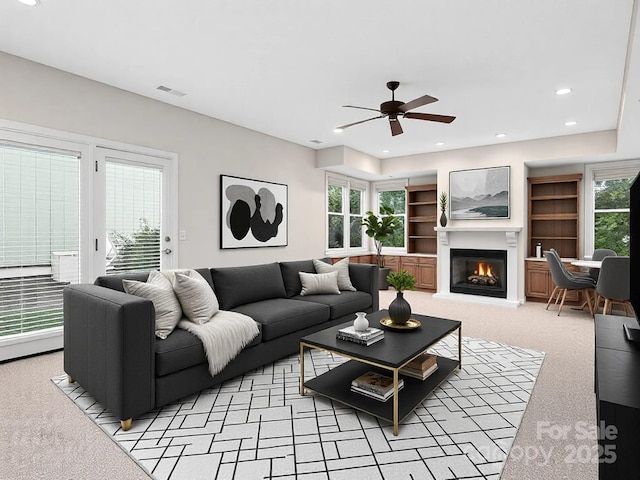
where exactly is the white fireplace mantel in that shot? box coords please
[435,226,522,247]
[434,226,523,307]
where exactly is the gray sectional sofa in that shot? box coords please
[63,259,379,429]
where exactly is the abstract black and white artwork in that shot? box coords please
[449,166,510,220]
[220,175,287,248]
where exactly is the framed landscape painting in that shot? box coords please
[449,166,510,219]
[220,175,288,248]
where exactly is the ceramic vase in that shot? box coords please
[353,312,369,331]
[440,210,448,227]
[388,291,411,325]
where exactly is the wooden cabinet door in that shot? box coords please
[417,258,437,290]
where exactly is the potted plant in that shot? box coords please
[386,269,416,325]
[362,205,400,290]
[439,191,448,227]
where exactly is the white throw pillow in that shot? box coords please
[299,271,341,296]
[171,270,219,324]
[122,270,182,339]
[313,258,357,291]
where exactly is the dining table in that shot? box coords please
[570,259,602,269]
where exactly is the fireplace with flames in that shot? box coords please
[450,248,507,299]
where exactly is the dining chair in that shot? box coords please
[545,249,596,316]
[594,256,634,316]
[589,248,617,281]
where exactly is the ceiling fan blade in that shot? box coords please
[336,115,384,130]
[342,105,381,113]
[399,94,438,113]
[404,112,456,124]
[390,118,403,136]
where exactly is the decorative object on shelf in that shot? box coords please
[536,243,542,258]
[386,269,416,325]
[353,312,369,332]
[439,191,448,227]
[380,317,421,330]
[449,166,510,220]
[220,175,288,248]
[362,205,401,290]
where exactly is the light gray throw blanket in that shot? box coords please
[178,310,260,376]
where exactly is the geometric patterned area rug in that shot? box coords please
[52,336,544,480]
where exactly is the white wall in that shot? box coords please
[0,52,325,268]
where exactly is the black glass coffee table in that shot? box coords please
[300,309,461,435]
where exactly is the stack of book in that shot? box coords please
[399,353,438,380]
[350,371,404,402]
[336,325,384,346]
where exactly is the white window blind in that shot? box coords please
[0,145,80,336]
[105,160,162,273]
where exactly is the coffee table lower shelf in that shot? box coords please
[303,356,459,428]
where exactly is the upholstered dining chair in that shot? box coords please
[594,256,634,316]
[588,248,617,281]
[545,249,596,316]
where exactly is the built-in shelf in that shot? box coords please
[406,184,438,255]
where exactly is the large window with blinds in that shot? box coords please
[0,145,80,336]
[0,126,177,361]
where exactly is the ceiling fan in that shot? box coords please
[336,81,456,136]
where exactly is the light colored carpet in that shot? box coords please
[52,335,543,480]
[0,291,600,479]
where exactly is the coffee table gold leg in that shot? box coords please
[300,343,305,395]
[458,326,462,369]
[393,369,399,436]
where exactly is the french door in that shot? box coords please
[0,129,176,361]
[93,148,177,277]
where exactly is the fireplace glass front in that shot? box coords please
[450,248,507,299]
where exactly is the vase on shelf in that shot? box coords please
[440,211,448,227]
[388,292,411,325]
[353,312,369,332]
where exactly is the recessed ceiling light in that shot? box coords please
[435,142,445,146]
[565,121,577,126]
[495,133,506,138]
[17,0,39,5]
[333,128,343,133]
[382,149,390,153]
[555,87,572,95]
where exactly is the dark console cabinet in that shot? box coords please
[594,314,640,479]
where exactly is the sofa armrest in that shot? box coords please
[348,263,379,311]
[63,284,155,422]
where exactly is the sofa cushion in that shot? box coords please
[95,272,149,292]
[155,323,263,377]
[211,263,287,310]
[122,270,182,339]
[232,298,329,341]
[294,291,373,319]
[313,258,357,291]
[299,271,340,296]
[279,260,316,297]
[172,270,219,324]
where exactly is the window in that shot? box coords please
[0,144,81,337]
[585,161,640,257]
[375,182,407,249]
[0,123,177,362]
[326,175,367,253]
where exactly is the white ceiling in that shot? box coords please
[1,0,639,163]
